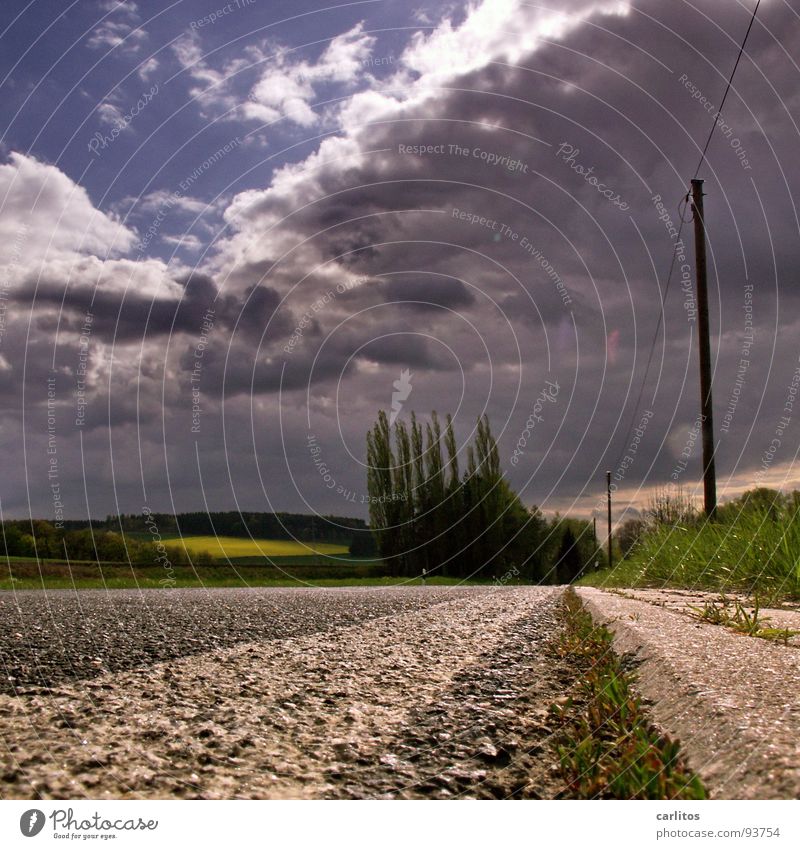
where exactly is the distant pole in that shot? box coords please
[606,471,613,571]
[690,179,717,518]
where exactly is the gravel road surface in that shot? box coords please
[1,586,569,799]
[0,586,488,695]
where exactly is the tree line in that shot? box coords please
[0,510,370,564]
[366,410,604,581]
[0,521,180,564]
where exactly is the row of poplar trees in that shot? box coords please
[366,411,538,578]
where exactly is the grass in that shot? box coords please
[581,506,800,600]
[220,553,369,566]
[552,589,707,799]
[689,595,799,645]
[166,535,349,559]
[0,558,476,590]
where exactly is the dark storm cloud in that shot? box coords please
[355,332,457,370]
[5,0,800,519]
[14,272,294,345]
[16,272,217,341]
[378,277,476,311]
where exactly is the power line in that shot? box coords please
[693,0,762,181]
[610,0,762,477]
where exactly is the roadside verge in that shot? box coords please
[577,587,800,799]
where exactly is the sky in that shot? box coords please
[0,0,798,525]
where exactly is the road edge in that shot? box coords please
[576,587,800,799]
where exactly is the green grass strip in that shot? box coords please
[552,589,707,799]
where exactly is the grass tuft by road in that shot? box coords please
[552,589,707,800]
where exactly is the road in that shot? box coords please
[0,586,568,799]
[5,585,797,799]
[0,586,495,695]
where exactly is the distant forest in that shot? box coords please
[0,511,375,562]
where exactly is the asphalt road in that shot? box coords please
[0,586,492,695]
[1,586,567,799]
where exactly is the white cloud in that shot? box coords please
[175,22,375,128]
[135,189,210,216]
[88,19,146,55]
[0,153,136,266]
[402,0,628,84]
[161,234,204,252]
[171,31,239,118]
[97,102,125,126]
[0,153,187,299]
[100,0,139,13]
[316,23,376,83]
[138,56,159,80]
[208,1,631,285]
[247,66,317,127]
[89,0,146,54]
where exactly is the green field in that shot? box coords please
[0,533,385,590]
[0,559,472,590]
[166,535,350,559]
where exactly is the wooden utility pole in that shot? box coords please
[690,179,717,518]
[606,471,613,570]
